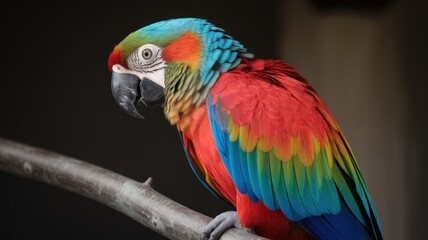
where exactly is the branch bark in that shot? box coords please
[0,137,267,240]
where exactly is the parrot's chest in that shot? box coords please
[180,105,236,205]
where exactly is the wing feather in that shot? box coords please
[207,59,382,239]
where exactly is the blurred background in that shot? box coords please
[0,0,426,239]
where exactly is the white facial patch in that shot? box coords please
[122,44,166,88]
[140,67,165,88]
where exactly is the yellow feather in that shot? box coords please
[283,136,293,161]
[312,134,320,157]
[229,122,239,142]
[239,125,257,152]
[258,136,273,152]
[324,139,333,168]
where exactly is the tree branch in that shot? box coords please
[0,137,267,240]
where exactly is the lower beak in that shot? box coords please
[111,66,164,119]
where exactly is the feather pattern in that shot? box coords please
[206,59,383,239]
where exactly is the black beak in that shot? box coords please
[111,68,164,119]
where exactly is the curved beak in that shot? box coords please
[111,64,165,119]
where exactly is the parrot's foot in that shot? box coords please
[203,211,251,240]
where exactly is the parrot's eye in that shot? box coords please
[142,49,153,60]
[126,44,163,73]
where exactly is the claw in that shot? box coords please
[203,211,242,240]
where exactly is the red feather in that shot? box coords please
[108,48,123,70]
[181,106,236,205]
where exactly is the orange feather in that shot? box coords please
[162,32,201,69]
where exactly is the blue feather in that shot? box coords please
[229,140,247,193]
[219,50,231,63]
[299,196,374,240]
[275,166,299,221]
[239,148,257,201]
[221,39,234,49]
[257,150,276,210]
[247,150,263,201]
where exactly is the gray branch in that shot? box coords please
[0,137,266,240]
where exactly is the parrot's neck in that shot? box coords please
[167,100,207,131]
[164,96,200,131]
[163,63,201,129]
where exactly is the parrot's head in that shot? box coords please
[108,18,252,125]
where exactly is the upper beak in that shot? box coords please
[111,64,165,119]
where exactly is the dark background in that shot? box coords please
[0,0,426,239]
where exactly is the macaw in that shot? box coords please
[107,18,383,240]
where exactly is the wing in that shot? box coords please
[206,59,383,239]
